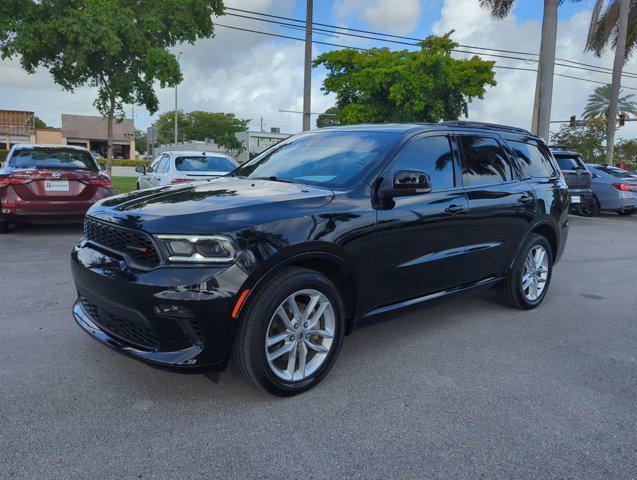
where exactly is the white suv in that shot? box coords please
[136,151,238,189]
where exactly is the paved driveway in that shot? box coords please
[0,215,635,479]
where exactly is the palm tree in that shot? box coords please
[582,84,637,120]
[586,0,631,165]
[480,0,572,142]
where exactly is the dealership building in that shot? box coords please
[0,110,135,158]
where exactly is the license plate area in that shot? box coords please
[45,180,70,192]
[570,195,581,204]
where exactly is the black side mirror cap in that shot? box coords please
[380,170,432,198]
[135,165,146,174]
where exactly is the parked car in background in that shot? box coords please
[136,151,238,189]
[585,163,637,215]
[71,122,569,395]
[0,144,113,234]
[549,147,593,214]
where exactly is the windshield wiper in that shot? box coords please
[253,176,298,184]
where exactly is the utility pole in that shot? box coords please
[175,51,183,147]
[302,0,313,131]
[260,116,264,132]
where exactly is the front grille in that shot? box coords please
[79,296,159,351]
[84,216,160,268]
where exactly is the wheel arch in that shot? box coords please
[236,250,358,334]
[508,220,559,273]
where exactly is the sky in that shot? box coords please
[2,0,637,141]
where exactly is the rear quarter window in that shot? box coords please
[509,141,556,178]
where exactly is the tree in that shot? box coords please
[550,120,607,162]
[480,0,582,141]
[313,33,496,124]
[582,84,637,120]
[0,0,225,175]
[34,116,51,129]
[586,0,632,165]
[155,110,249,153]
[614,137,637,163]
[316,106,341,128]
[134,129,147,156]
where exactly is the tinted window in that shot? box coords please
[233,131,400,187]
[157,157,169,173]
[175,155,236,172]
[510,141,555,178]
[460,136,511,187]
[389,136,454,191]
[595,165,634,178]
[10,148,97,171]
[554,155,585,171]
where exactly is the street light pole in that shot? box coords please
[175,51,183,148]
[302,0,313,131]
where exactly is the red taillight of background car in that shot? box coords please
[611,183,637,192]
[0,173,35,186]
[171,178,191,184]
[85,177,112,187]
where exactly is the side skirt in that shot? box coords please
[361,276,503,320]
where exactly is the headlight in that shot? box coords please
[156,234,238,263]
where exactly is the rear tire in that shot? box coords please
[233,267,345,396]
[579,196,599,217]
[500,233,553,310]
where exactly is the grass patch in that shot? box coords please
[112,176,138,194]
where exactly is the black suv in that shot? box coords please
[71,122,569,396]
[549,147,594,215]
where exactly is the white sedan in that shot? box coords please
[136,151,238,189]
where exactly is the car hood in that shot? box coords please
[88,176,335,233]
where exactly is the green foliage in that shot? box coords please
[582,84,637,119]
[316,106,341,128]
[0,150,8,162]
[313,32,496,124]
[0,0,225,170]
[34,116,51,129]
[550,121,607,163]
[155,110,249,152]
[134,129,147,154]
[614,138,637,162]
[97,158,148,167]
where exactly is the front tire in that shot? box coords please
[233,267,345,396]
[500,233,553,310]
[617,208,635,216]
[579,196,599,217]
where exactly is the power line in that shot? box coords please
[214,22,637,92]
[224,7,637,80]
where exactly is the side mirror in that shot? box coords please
[135,165,146,174]
[99,163,107,172]
[380,170,432,198]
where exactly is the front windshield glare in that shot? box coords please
[232,131,400,187]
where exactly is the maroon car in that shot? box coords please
[0,144,113,233]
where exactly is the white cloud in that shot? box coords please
[333,0,422,35]
[433,0,637,140]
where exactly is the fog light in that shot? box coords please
[154,304,193,318]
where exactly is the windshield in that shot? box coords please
[232,131,400,187]
[554,155,585,170]
[10,148,97,171]
[175,155,236,172]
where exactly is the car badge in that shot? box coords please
[52,172,61,179]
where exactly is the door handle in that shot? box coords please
[518,194,534,204]
[445,204,465,214]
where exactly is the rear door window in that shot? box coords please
[509,141,556,178]
[459,135,512,187]
[10,148,98,171]
[388,136,455,191]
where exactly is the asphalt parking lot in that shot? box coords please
[1,214,636,479]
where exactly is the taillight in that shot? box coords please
[0,174,34,186]
[612,183,631,191]
[561,171,569,176]
[171,178,191,184]
[86,177,112,187]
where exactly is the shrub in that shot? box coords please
[97,158,149,167]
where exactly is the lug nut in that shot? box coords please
[294,323,300,329]
[289,335,295,341]
[303,322,308,328]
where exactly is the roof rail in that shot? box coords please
[438,121,531,135]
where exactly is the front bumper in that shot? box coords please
[71,242,249,371]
